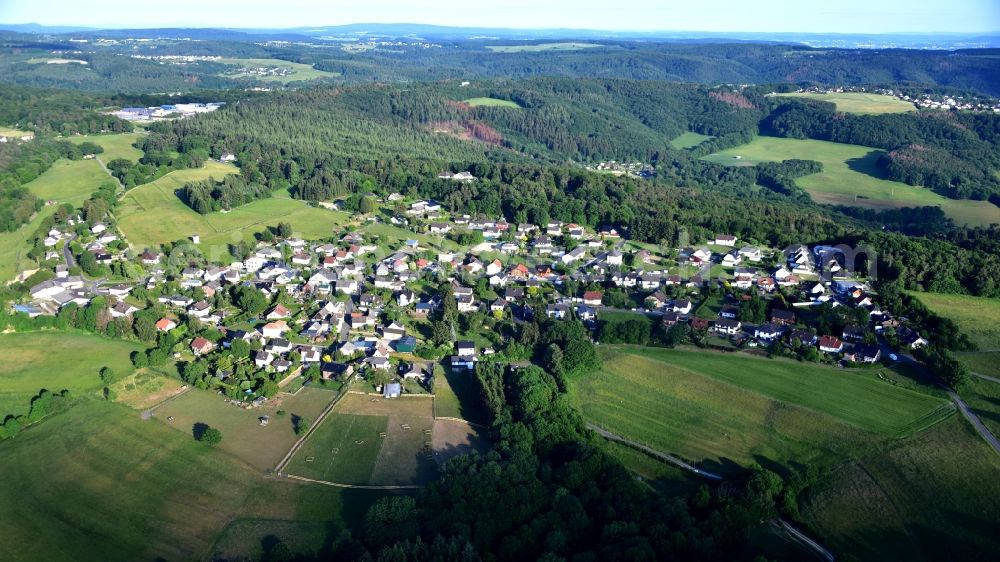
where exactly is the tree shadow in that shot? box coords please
[844,150,889,180]
[192,422,209,440]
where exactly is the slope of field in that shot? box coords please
[669,131,714,149]
[773,92,917,114]
[627,347,953,435]
[702,136,1000,227]
[154,387,335,470]
[0,331,146,417]
[216,58,339,83]
[909,291,1000,350]
[0,399,381,562]
[463,97,521,108]
[67,132,145,162]
[117,163,349,251]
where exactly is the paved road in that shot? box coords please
[971,371,1000,385]
[61,233,77,268]
[776,519,836,562]
[587,422,722,480]
[95,156,125,191]
[948,390,1000,456]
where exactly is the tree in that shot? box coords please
[196,425,222,444]
[260,380,280,398]
[431,320,452,346]
[544,344,564,376]
[232,285,267,316]
[359,196,375,214]
[275,221,292,238]
[99,366,115,385]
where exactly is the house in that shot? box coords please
[662,311,681,326]
[818,335,845,353]
[456,340,476,358]
[220,152,237,162]
[383,382,403,399]
[640,274,661,290]
[789,329,817,346]
[322,362,354,380]
[670,299,692,315]
[896,327,929,349]
[261,321,289,339]
[155,318,177,332]
[646,292,669,309]
[429,222,452,234]
[689,317,710,331]
[583,291,603,306]
[719,305,740,320]
[450,355,476,370]
[575,305,596,321]
[770,309,796,326]
[141,250,160,265]
[845,344,881,363]
[490,299,506,313]
[394,336,417,353]
[561,247,586,264]
[266,304,292,320]
[714,318,742,335]
[254,351,273,368]
[504,287,524,302]
[738,246,762,262]
[485,259,503,276]
[401,363,428,381]
[721,252,742,267]
[754,323,783,341]
[366,356,391,371]
[397,289,416,307]
[714,234,737,247]
[110,301,139,318]
[546,303,569,319]
[842,325,866,342]
[191,336,216,356]
[187,300,212,318]
[381,322,406,341]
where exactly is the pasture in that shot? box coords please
[0,399,381,562]
[909,291,1000,350]
[67,132,145,162]
[117,163,350,251]
[669,131,714,149]
[0,331,145,416]
[772,92,917,114]
[24,158,111,207]
[154,387,335,470]
[486,42,602,52]
[216,58,339,83]
[463,97,522,108]
[627,347,953,435]
[702,136,1000,227]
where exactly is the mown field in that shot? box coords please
[0,331,146,417]
[67,132,145,162]
[25,157,111,207]
[703,136,1000,227]
[286,413,388,484]
[463,97,522,108]
[669,131,714,149]
[154,387,335,471]
[216,58,339,83]
[117,162,350,251]
[0,399,383,562]
[573,347,999,561]
[486,42,602,52]
[909,291,1000,350]
[772,92,917,114]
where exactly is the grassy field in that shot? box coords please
[772,92,917,114]
[25,158,111,207]
[434,367,488,424]
[909,291,1000,350]
[0,331,146,417]
[958,376,1000,438]
[67,132,145,162]
[670,131,714,149]
[958,352,1000,378]
[801,416,1000,561]
[117,163,350,251]
[111,368,186,410]
[216,58,339,83]
[0,126,31,137]
[627,347,953,435]
[486,42,601,52]
[0,399,382,562]
[285,413,388,484]
[702,136,1000,227]
[154,387,335,470]
[463,97,522,108]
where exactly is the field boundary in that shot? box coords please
[284,473,421,490]
[274,387,347,473]
[587,422,722,480]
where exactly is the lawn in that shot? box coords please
[0,399,382,562]
[486,42,602,52]
[154,387,335,470]
[67,132,145,162]
[117,163,349,251]
[285,413,388,485]
[669,131,714,149]
[0,331,146,416]
[909,291,1000,350]
[463,97,522,108]
[216,58,340,83]
[702,136,1000,227]
[772,92,917,114]
[627,347,953,435]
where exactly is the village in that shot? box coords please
[17,172,930,408]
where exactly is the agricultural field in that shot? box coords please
[67,132,145,162]
[216,58,339,83]
[702,136,1000,227]
[0,331,146,417]
[0,205,57,281]
[288,393,437,486]
[909,291,1000,350]
[24,158,111,207]
[117,163,350,251]
[111,369,186,410]
[628,347,953,435]
[0,126,32,137]
[772,92,917,114]
[486,42,602,52]
[0,399,381,562]
[285,413,388,485]
[463,97,522,108]
[669,131,714,149]
[154,387,335,470]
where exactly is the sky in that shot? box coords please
[1,0,998,34]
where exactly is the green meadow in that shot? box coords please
[703,136,1000,227]
[67,132,145,162]
[463,97,522,108]
[669,131,714,149]
[909,291,1000,350]
[772,92,917,114]
[216,58,340,83]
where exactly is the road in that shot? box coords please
[971,371,1000,385]
[587,422,722,480]
[776,519,836,562]
[61,233,77,268]
[95,156,125,191]
[948,390,1000,455]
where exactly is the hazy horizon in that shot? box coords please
[1,0,998,34]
